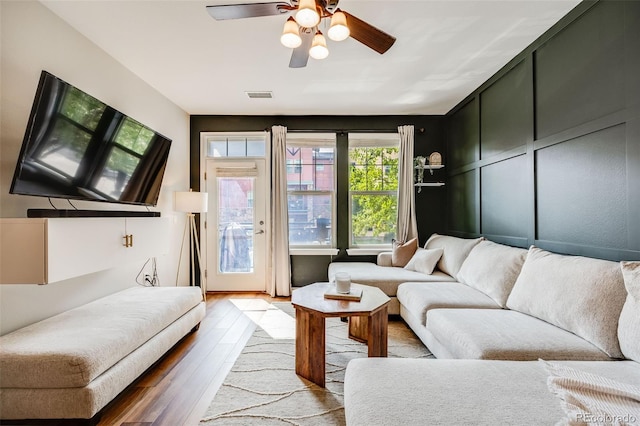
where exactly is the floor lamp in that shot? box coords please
[175,190,208,300]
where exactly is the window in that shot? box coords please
[349,133,399,247]
[205,135,266,158]
[286,134,335,246]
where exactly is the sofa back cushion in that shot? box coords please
[456,240,528,307]
[506,247,627,359]
[619,261,640,362]
[424,234,484,277]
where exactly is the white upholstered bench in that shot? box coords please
[0,286,206,423]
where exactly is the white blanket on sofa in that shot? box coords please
[542,360,640,426]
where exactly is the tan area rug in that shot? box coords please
[200,302,432,425]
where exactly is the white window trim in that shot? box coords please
[346,248,391,256]
[290,248,340,256]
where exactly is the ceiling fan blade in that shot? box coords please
[289,27,314,68]
[342,11,396,54]
[206,2,292,20]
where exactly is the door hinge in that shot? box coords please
[204,172,207,180]
[204,221,207,229]
[204,269,207,278]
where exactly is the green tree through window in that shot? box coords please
[349,145,399,245]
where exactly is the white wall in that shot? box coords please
[0,1,192,334]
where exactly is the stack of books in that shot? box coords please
[323,286,363,301]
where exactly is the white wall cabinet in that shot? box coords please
[0,217,170,284]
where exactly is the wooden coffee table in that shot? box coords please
[291,282,390,387]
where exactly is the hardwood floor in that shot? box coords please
[96,292,290,426]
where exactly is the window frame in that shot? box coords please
[348,133,400,249]
[285,133,337,249]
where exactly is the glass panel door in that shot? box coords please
[206,159,267,291]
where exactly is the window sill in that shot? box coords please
[290,248,339,256]
[346,248,391,256]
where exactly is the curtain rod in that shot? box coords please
[267,127,425,134]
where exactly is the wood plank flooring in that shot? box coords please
[0,292,289,426]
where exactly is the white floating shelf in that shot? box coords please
[415,182,446,187]
[415,165,445,170]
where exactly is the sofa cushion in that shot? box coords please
[0,286,203,389]
[456,240,528,307]
[424,233,484,277]
[619,261,640,362]
[397,282,500,326]
[506,247,626,359]
[426,309,612,361]
[404,248,443,275]
[328,262,455,297]
[392,238,418,267]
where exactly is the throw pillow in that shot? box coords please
[456,240,528,307]
[424,233,484,277]
[506,246,627,359]
[404,248,444,275]
[392,238,418,267]
[619,261,640,362]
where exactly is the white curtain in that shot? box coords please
[397,125,418,242]
[269,126,291,297]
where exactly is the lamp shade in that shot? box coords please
[309,31,329,59]
[328,9,349,41]
[175,191,208,213]
[281,17,302,48]
[295,0,320,28]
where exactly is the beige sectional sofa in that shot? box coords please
[334,234,640,425]
[0,286,206,422]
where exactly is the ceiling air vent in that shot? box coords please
[246,91,273,99]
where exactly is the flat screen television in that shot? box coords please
[10,71,171,210]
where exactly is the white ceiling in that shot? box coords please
[40,0,581,116]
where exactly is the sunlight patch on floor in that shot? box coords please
[230,298,296,340]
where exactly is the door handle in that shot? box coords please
[255,230,264,235]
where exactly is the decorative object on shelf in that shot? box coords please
[414,156,426,192]
[429,152,442,166]
[175,189,209,299]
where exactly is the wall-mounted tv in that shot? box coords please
[10,71,171,209]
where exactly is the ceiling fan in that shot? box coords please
[206,0,396,68]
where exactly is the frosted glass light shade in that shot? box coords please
[295,0,320,28]
[175,191,208,213]
[281,17,302,48]
[309,31,329,59]
[328,10,349,41]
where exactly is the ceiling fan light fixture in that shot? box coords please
[281,17,302,48]
[328,9,349,41]
[295,0,320,28]
[309,30,329,59]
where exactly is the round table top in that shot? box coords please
[291,282,390,316]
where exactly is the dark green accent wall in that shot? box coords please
[445,0,640,261]
[190,115,447,285]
